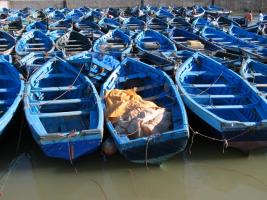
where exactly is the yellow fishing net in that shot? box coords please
[105,89,172,138]
[187,40,204,49]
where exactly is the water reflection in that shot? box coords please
[0,115,267,200]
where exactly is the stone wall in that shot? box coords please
[2,0,267,11]
[5,0,63,9]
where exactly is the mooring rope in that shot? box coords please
[188,125,254,154]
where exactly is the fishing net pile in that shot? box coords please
[105,89,172,139]
[187,40,204,49]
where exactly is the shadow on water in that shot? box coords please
[0,105,267,200]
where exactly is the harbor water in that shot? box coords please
[0,109,267,200]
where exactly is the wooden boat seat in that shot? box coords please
[193,94,247,99]
[134,84,163,92]
[0,87,18,93]
[27,47,47,50]
[118,72,147,82]
[217,41,232,44]
[0,99,13,105]
[186,71,216,76]
[205,104,256,110]
[254,84,267,88]
[37,110,90,118]
[144,91,170,101]
[0,75,14,81]
[245,72,266,78]
[210,38,224,41]
[187,83,233,88]
[31,85,82,92]
[29,98,91,105]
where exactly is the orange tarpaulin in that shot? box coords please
[105,89,172,138]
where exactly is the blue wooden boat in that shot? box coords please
[122,17,145,32]
[172,7,187,17]
[67,51,120,88]
[204,5,232,17]
[191,17,212,31]
[77,6,91,15]
[0,31,16,54]
[176,52,267,152]
[229,24,267,47]
[98,18,121,33]
[135,29,177,59]
[0,60,24,137]
[201,26,267,62]
[56,31,91,57]
[19,52,63,77]
[100,57,189,164]
[48,30,67,42]
[155,8,174,20]
[74,18,104,41]
[216,16,240,30]
[27,10,46,23]
[5,18,24,37]
[44,7,55,14]
[232,16,246,27]
[134,50,194,78]
[65,9,83,22]
[169,28,223,53]
[60,8,71,15]
[48,19,72,31]
[24,57,103,160]
[168,17,192,30]
[80,29,104,42]
[240,59,267,97]
[209,51,243,70]
[26,21,48,34]
[186,6,205,18]
[0,55,12,63]
[93,29,132,59]
[89,10,103,22]
[74,16,101,31]
[147,17,169,33]
[15,30,55,56]
[47,10,65,22]
[106,7,120,18]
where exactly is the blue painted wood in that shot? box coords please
[135,29,177,59]
[168,17,192,30]
[93,29,132,59]
[100,57,189,164]
[147,17,169,34]
[24,57,103,160]
[47,10,65,22]
[204,5,232,17]
[98,18,121,33]
[26,21,48,34]
[67,51,120,88]
[15,30,55,56]
[0,31,16,54]
[169,28,223,52]
[201,26,267,62]
[48,19,72,31]
[241,58,267,97]
[176,52,267,151]
[0,60,24,136]
[229,24,267,47]
[19,52,63,76]
[55,31,91,57]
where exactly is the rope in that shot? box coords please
[188,125,253,154]
[24,63,85,109]
[145,136,153,169]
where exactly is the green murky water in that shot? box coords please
[1,127,267,200]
